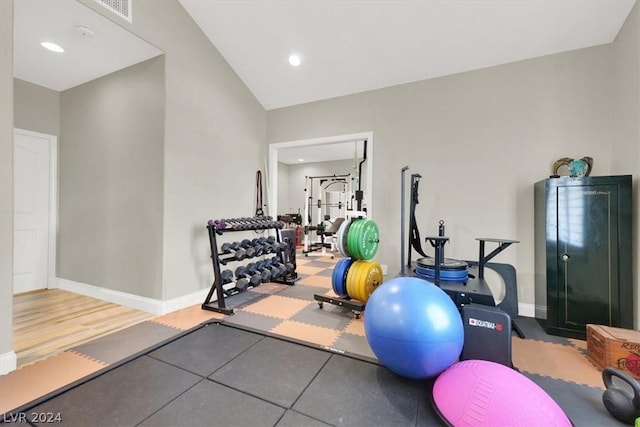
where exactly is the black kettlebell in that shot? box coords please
[602,367,640,425]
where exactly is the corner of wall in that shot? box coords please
[0,351,17,375]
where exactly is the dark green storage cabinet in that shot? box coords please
[534,175,633,340]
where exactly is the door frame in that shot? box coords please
[14,128,58,291]
[268,131,374,219]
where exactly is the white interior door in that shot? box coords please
[13,130,53,294]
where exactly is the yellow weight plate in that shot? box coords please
[346,260,360,300]
[360,261,383,303]
[357,261,373,302]
[359,262,372,302]
[353,260,367,302]
[351,260,365,302]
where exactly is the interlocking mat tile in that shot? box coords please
[512,337,603,388]
[0,352,106,414]
[242,295,311,319]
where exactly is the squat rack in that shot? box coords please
[302,173,352,255]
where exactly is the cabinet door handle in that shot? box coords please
[561,253,570,262]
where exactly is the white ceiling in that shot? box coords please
[179,0,636,111]
[12,0,636,163]
[13,0,162,92]
[278,140,365,165]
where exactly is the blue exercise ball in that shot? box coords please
[364,276,464,379]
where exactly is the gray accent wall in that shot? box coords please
[117,0,267,299]
[0,0,14,365]
[59,56,165,299]
[268,45,616,311]
[612,1,640,326]
[14,79,60,137]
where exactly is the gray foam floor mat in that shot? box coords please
[23,322,617,427]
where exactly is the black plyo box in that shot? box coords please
[460,304,512,368]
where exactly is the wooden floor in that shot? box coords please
[13,289,154,368]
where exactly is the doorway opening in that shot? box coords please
[267,132,373,220]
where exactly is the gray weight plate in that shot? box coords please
[337,218,352,258]
[416,256,468,271]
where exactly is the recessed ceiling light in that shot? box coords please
[298,158,305,162]
[41,41,64,53]
[289,54,301,67]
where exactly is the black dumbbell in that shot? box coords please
[245,247,256,259]
[220,269,233,284]
[259,259,279,278]
[232,248,247,261]
[268,265,282,280]
[249,261,272,283]
[270,260,287,277]
[220,241,240,253]
[252,237,267,246]
[253,244,266,257]
[269,242,284,252]
[246,263,267,282]
[259,243,271,254]
[235,266,262,287]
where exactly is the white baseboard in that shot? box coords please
[517,303,537,318]
[161,288,213,314]
[0,350,17,375]
[55,278,211,315]
[53,276,542,321]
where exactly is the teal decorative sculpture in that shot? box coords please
[552,157,593,177]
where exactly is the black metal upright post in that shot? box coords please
[400,166,409,276]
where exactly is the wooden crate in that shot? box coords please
[586,324,640,380]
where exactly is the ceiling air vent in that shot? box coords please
[94,0,132,22]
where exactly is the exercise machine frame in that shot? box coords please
[400,166,524,338]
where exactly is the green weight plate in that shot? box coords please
[347,220,364,260]
[345,220,358,259]
[357,220,380,261]
[337,218,352,258]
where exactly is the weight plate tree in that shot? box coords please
[315,216,384,316]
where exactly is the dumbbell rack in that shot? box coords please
[203,219,297,315]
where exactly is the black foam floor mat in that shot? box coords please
[23,323,439,426]
[21,322,617,427]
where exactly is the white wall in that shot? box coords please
[612,1,640,326]
[14,79,60,137]
[84,0,267,300]
[58,57,165,298]
[277,162,290,214]
[268,45,615,314]
[0,0,15,373]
